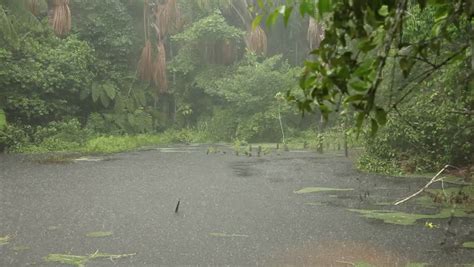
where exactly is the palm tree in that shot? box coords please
[137,0,181,94]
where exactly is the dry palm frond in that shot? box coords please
[307,18,325,50]
[26,0,40,16]
[168,0,184,34]
[245,26,267,56]
[138,40,154,81]
[154,2,169,39]
[49,0,71,37]
[154,0,181,39]
[137,0,154,81]
[153,41,168,93]
[219,39,235,65]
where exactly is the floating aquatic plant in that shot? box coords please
[294,187,354,194]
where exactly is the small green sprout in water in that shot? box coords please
[85,231,113,238]
[424,221,439,229]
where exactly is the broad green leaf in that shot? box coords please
[252,14,263,29]
[79,89,90,101]
[318,0,332,15]
[299,1,315,17]
[358,38,377,53]
[378,5,389,17]
[355,112,365,129]
[344,94,365,103]
[91,83,101,102]
[134,91,146,106]
[370,118,379,136]
[100,93,110,108]
[103,82,116,100]
[266,10,279,26]
[355,59,375,77]
[0,109,6,129]
[375,107,387,126]
[283,6,293,26]
[349,79,370,91]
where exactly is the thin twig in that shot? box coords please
[394,165,456,205]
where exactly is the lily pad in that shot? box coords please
[0,235,11,246]
[86,231,113,238]
[463,241,474,249]
[209,232,248,238]
[294,187,354,194]
[348,208,474,225]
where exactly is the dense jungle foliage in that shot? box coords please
[0,0,472,174]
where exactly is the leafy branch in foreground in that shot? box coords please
[255,0,473,134]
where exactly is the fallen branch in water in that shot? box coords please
[394,165,456,206]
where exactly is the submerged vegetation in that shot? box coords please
[44,251,136,267]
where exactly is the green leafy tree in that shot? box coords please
[256,0,473,134]
[196,53,301,141]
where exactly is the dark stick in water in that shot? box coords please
[175,199,180,213]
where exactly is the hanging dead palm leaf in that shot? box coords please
[153,0,181,39]
[26,0,40,16]
[167,0,184,34]
[154,2,169,40]
[153,41,168,94]
[138,40,154,81]
[49,0,71,36]
[218,39,235,65]
[307,18,325,50]
[245,26,267,56]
